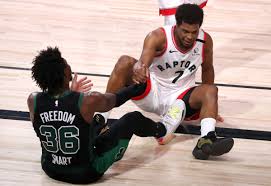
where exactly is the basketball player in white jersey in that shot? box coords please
[158,0,208,25]
[158,0,224,123]
[95,4,233,160]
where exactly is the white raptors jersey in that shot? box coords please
[149,25,206,90]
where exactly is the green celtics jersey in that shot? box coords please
[33,91,95,175]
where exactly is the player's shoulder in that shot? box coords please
[149,27,167,39]
[145,27,167,47]
[27,92,40,114]
[203,31,213,43]
[27,92,39,102]
[202,30,213,49]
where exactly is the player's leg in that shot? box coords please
[131,77,180,145]
[156,99,186,145]
[92,111,166,174]
[187,84,234,160]
[156,86,199,145]
[106,55,136,93]
[94,55,137,124]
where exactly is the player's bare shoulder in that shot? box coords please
[145,28,167,52]
[150,27,166,38]
[204,32,213,51]
[27,92,38,110]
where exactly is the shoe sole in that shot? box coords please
[192,148,209,160]
[209,138,234,156]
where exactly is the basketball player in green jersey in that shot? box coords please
[27,47,167,184]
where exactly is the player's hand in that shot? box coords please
[70,73,93,93]
[132,62,149,84]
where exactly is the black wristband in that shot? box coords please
[115,83,147,107]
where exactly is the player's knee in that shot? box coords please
[204,84,218,99]
[114,55,135,72]
[122,111,143,128]
[120,111,143,134]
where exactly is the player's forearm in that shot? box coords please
[89,92,115,113]
[115,83,146,107]
[93,83,146,112]
[139,52,155,68]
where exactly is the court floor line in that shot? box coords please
[1,109,270,141]
[1,65,271,90]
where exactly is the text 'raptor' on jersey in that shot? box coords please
[156,60,197,73]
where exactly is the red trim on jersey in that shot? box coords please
[131,78,151,100]
[155,27,167,57]
[199,1,208,9]
[202,31,207,64]
[159,7,177,16]
[172,25,196,54]
[177,87,192,99]
[159,1,207,16]
[177,87,200,121]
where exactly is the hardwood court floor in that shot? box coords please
[0,0,271,185]
[0,119,270,186]
[0,69,271,131]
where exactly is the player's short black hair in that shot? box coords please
[175,4,204,27]
[31,47,66,94]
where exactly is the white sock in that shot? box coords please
[200,118,216,137]
[161,99,186,135]
[95,111,111,124]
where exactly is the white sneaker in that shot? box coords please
[156,99,186,145]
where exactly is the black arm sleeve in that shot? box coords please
[115,83,147,107]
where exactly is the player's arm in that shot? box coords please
[27,92,38,123]
[139,28,166,67]
[132,28,166,83]
[89,84,145,111]
[201,33,224,122]
[201,32,214,84]
[85,92,116,113]
[81,84,146,121]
